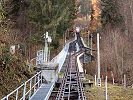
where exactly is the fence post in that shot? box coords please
[95,75,97,86]
[105,76,108,100]
[113,78,115,85]
[124,74,126,88]
[23,83,26,100]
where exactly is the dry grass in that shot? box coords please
[85,82,133,100]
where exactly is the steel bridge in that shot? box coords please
[1,32,90,100]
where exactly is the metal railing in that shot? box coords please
[51,42,70,73]
[1,71,42,100]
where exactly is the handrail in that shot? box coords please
[81,37,88,48]
[51,38,76,63]
[51,42,70,73]
[1,71,42,100]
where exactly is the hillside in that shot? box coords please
[78,0,133,86]
[0,0,76,98]
[100,0,133,85]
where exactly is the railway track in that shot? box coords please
[56,38,86,100]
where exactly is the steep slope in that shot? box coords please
[0,0,77,98]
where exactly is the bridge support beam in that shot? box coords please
[42,66,56,83]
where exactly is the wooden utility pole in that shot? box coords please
[97,33,101,86]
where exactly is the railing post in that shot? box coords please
[38,74,40,88]
[34,76,36,93]
[41,73,43,84]
[23,83,26,100]
[6,96,9,100]
[29,79,32,99]
[16,89,18,100]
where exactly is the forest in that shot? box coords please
[0,0,76,97]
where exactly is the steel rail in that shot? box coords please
[56,40,87,100]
